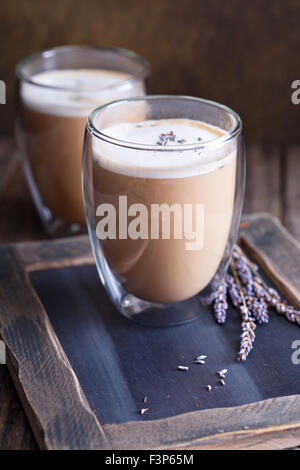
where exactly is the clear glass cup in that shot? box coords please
[83,95,245,326]
[15,45,149,236]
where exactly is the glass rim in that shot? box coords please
[87,95,242,152]
[15,44,150,93]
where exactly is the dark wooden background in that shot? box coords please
[1,0,300,143]
[0,0,300,450]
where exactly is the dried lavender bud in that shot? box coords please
[272,301,300,325]
[284,306,300,325]
[230,261,257,362]
[177,365,189,371]
[232,248,254,296]
[226,273,242,307]
[194,354,207,364]
[267,287,280,299]
[252,268,300,326]
[157,131,176,145]
[237,306,256,362]
[253,277,271,302]
[212,279,228,324]
[246,295,269,324]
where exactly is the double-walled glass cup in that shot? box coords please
[83,96,245,326]
[15,45,149,236]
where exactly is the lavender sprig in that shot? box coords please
[226,273,242,307]
[212,279,228,324]
[209,243,300,362]
[233,248,269,323]
[230,260,257,362]
[238,306,257,362]
[274,301,300,325]
[239,249,300,326]
[232,248,254,296]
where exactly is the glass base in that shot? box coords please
[22,154,86,237]
[118,291,204,327]
[89,233,211,328]
[40,210,86,238]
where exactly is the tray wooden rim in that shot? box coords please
[1,212,300,450]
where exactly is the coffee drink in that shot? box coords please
[92,118,236,304]
[19,69,146,226]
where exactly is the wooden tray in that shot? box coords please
[1,213,300,450]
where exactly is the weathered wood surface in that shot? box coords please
[0,214,300,449]
[1,0,300,144]
[0,363,37,449]
[0,137,46,244]
[285,146,300,242]
[16,236,93,272]
[0,138,300,450]
[0,247,109,450]
[102,396,300,450]
[244,145,282,219]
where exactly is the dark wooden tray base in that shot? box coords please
[1,213,300,449]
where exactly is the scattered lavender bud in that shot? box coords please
[177,365,189,371]
[157,131,176,146]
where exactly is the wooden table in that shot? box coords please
[0,137,299,450]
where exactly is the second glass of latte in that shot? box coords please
[16,45,149,236]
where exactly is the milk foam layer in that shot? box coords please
[21,69,141,117]
[93,119,236,178]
